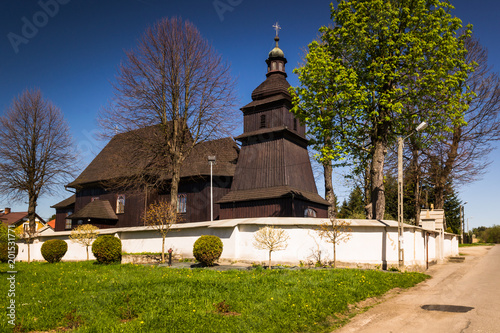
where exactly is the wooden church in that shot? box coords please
[217,32,329,219]
[52,31,328,231]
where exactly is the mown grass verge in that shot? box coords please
[459,243,495,247]
[0,261,428,332]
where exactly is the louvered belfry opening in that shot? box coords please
[218,31,329,219]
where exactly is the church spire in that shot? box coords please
[267,22,286,77]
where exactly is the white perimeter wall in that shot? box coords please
[16,218,458,270]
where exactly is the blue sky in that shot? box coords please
[1,0,498,230]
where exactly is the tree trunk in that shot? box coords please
[371,140,387,220]
[28,193,37,235]
[27,193,38,263]
[323,161,337,218]
[333,243,336,268]
[170,163,181,210]
[268,251,272,270]
[161,235,166,264]
[364,163,371,206]
[434,180,446,209]
[86,246,89,261]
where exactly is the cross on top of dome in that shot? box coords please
[272,22,281,37]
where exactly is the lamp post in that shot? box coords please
[208,156,216,222]
[398,121,427,268]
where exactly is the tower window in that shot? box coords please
[293,118,297,131]
[260,114,266,128]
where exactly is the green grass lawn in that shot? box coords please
[1,261,428,333]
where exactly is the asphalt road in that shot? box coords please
[336,245,500,333]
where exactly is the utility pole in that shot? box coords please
[398,136,404,268]
[460,202,468,244]
[398,121,427,269]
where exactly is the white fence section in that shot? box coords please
[16,217,459,269]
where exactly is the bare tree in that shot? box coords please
[0,89,77,242]
[98,17,238,208]
[424,37,500,209]
[253,226,290,269]
[317,216,351,268]
[142,200,179,263]
[69,224,100,261]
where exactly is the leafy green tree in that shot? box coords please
[337,186,365,218]
[442,186,462,234]
[291,0,474,220]
[474,225,500,243]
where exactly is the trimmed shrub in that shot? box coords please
[41,239,68,263]
[92,235,122,264]
[193,235,223,266]
[0,243,18,263]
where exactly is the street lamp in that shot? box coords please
[208,155,216,222]
[398,121,427,268]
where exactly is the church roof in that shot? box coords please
[250,73,291,102]
[51,194,76,209]
[217,186,329,206]
[268,35,285,58]
[67,126,239,188]
[69,200,118,221]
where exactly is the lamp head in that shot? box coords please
[416,121,428,132]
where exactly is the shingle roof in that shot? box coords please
[241,93,291,111]
[51,195,76,209]
[250,72,290,101]
[67,126,239,188]
[217,185,330,206]
[69,200,118,220]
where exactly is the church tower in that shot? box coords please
[218,25,329,219]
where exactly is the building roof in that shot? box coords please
[250,72,290,102]
[69,200,118,221]
[67,126,239,188]
[0,211,46,226]
[47,219,56,229]
[51,194,76,209]
[217,185,330,206]
[268,35,285,58]
[241,93,291,111]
